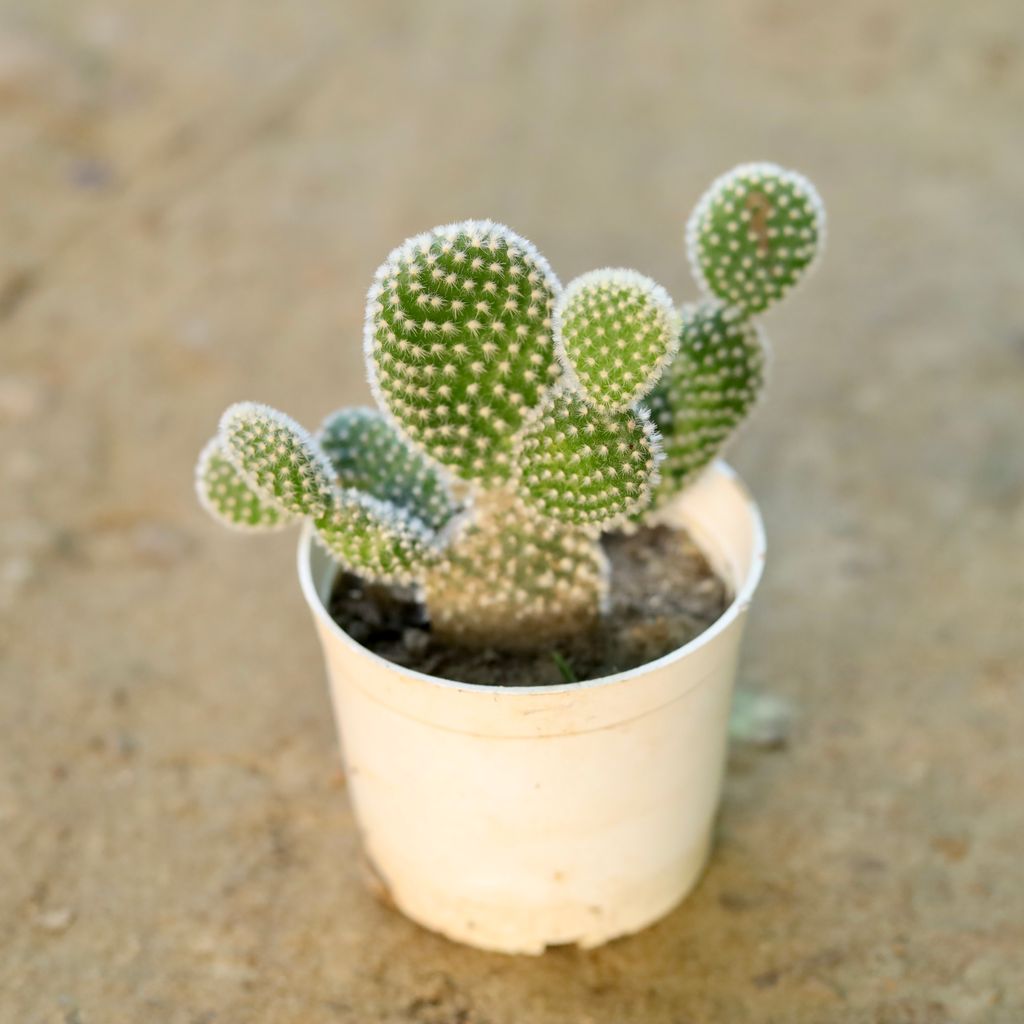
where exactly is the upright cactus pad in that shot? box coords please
[195,439,295,531]
[318,407,458,533]
[555,269,680,412]
[687,163,824,316]
[424,487,607,651]
[366,220,562,483]
[647,301,766,501]
[220,402,337,519]
[515,390,660,532]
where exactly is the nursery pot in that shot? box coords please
[297,460,765,954]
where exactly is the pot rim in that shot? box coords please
[297,460,765,697]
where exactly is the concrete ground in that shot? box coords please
[1,1,1022,1021]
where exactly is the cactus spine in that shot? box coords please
[196,164,824,652]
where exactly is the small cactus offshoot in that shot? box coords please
[555,269,680,412]
[196,164,825,652]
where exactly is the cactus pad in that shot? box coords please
[647,301,766,502]
[195,438,295,531]
[318,407,458,532]
[555,268,680,412]
[687,163,824,316]
[424,487,607,651]
[515,390,661,531]
[315,491,441,585]
[219,402,338,519]
[366,220,561,483]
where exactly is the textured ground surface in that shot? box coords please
[1,2,1022,1021]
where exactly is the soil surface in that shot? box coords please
[329,524,730,686]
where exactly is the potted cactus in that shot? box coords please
[195,163,824,953]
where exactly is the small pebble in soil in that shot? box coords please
[329,524,730,687]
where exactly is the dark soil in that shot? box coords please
[328,524,730,687]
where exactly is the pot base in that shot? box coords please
[366,831,713,955]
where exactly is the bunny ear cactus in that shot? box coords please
[318,407,459,533]
[195,163,824,654]
[648,162,824,501]
[555,269,680,411]
[198,403,444,585]
[424,487,609,651]
[366,220,561,483]
[515,391,661,532]
[686,162,825,317]
[647,300,767,502]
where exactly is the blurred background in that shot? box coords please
[1,1,1021,1021]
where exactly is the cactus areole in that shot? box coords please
[196,164,825,653]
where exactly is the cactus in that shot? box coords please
[424,487,608,651]
[195,438,294,531]
[647,300,767,501]
[220,403,337,519]
[687,162,825,317]
[318,407,459,532]
[365,220,561,483]
[515,390,660,532]
[555,269,680,411]
[200,402,442,584]
[196,165,824,654]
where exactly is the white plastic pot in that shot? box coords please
[297,461,765,954]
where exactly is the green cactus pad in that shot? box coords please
[195,438,295,531]
[366,220,562,484]
[314,491,441,585]
[555,268,680,412]
[687,163,825,316]
[219,402,337,519]
[318,407,458,532]
[515,390,661,531]
[647,301,767,502]
[424,487,607,651]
